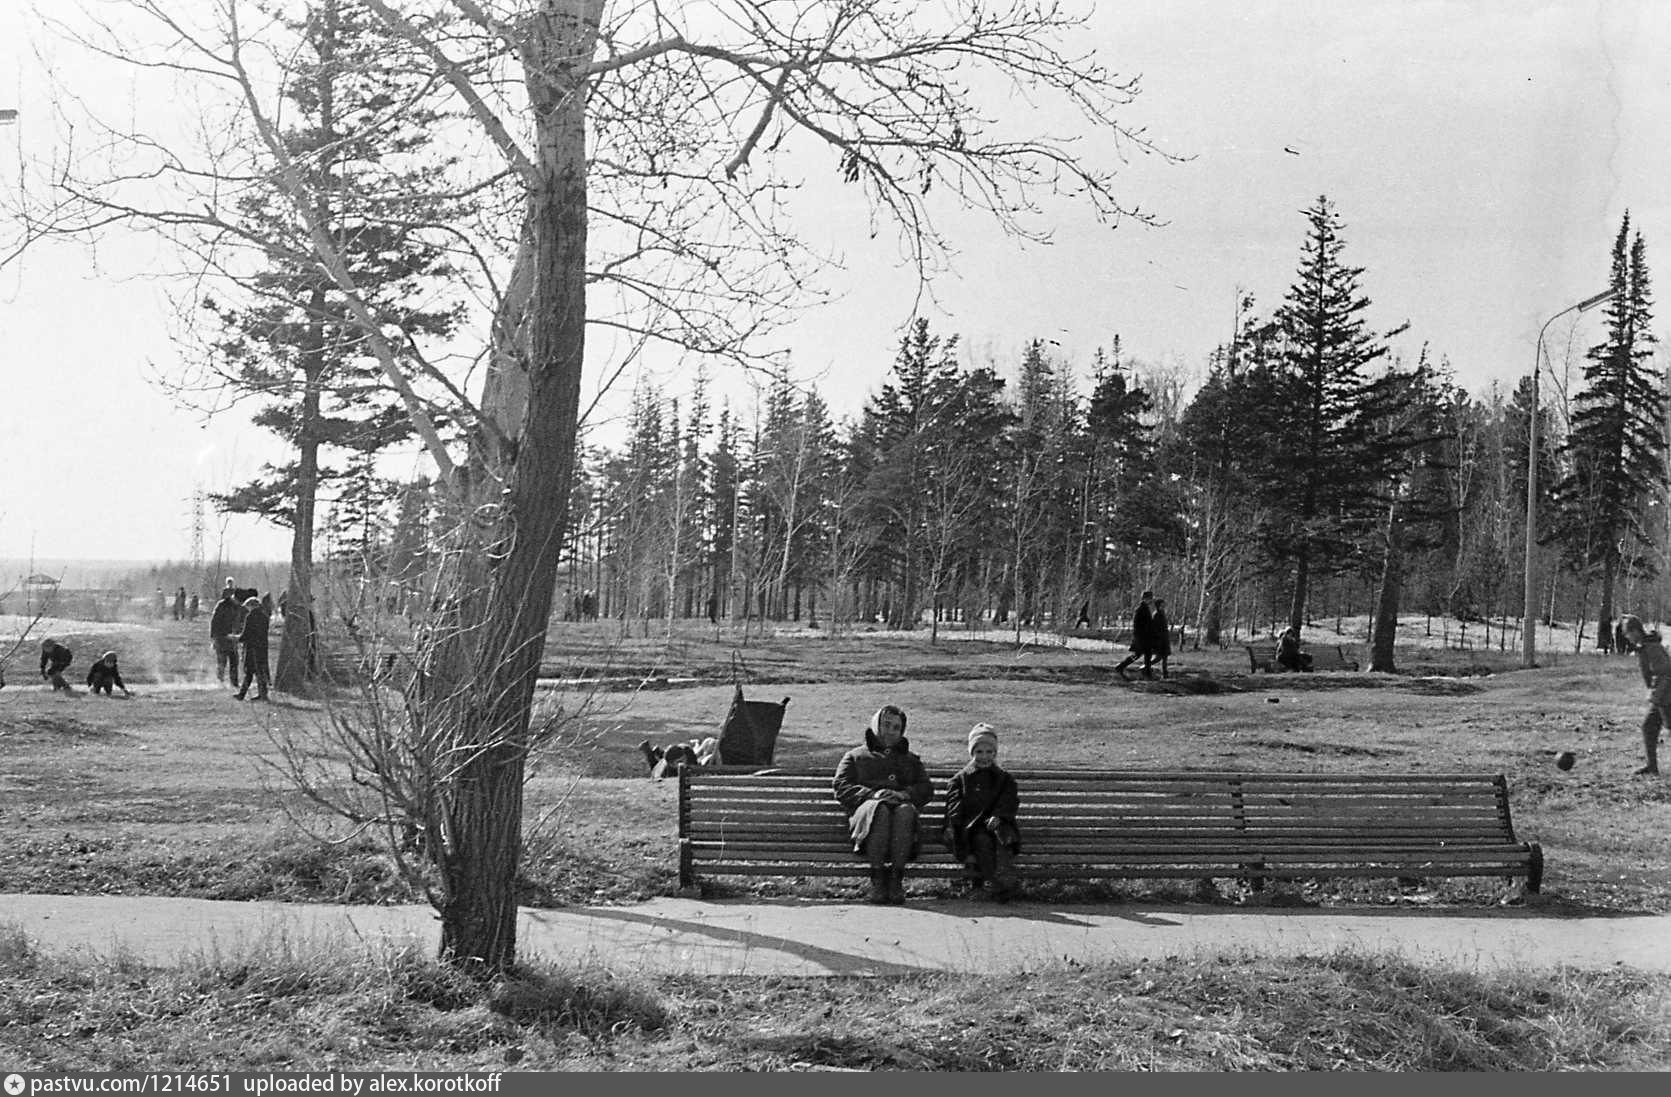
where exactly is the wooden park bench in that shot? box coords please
[677,766,1543,896]
[1245,640,1360,673]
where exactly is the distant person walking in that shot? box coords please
[233,596,271,702]
[39,638,73,692]
[85,651,130,697]
[172,587,186,621]
[188,593,200,620]
[1150,596,1173,679]
[1114,590,1156,680]
[209,588,243,688]
[1619,615,1666,777]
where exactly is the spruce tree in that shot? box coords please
[1252,196,1408,630]
[1554,214,1664,646]
[203,0,461,691]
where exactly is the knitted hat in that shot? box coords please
[967,723,999,756]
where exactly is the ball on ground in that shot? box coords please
[1555,751,1576,771]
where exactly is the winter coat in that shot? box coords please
[86,658,126,692]
[1148,609,1173,658]
[832,730,934,816]
[1128,600,1153,654]
[1635,631,1671,706]
[237,606,270,652]
[209,595,243,640]
[941,761,1021,861]
[39,642,72,677]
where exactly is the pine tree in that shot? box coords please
[1252,196,1409,630]
[851,318,967,628]
[1554,214,1664,647]
[202,0,461,691]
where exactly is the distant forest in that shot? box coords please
[297,203,1667,660]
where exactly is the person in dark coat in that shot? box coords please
[208,588,243,687]
[942,723,1021,902]
[832,704,933,904]
[1276,625,1313,672]
[39,638,74,691]
[1149,597,1174,679]
[1620,615,1666,776]
[86,651,131,697]
[233,596,270,701]
[1114,590,1155,679]
[172,587,186,621]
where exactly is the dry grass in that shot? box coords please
[2,614,1669,911]
[1,928,1666,1071]
[4,613,1671,1070]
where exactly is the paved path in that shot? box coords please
[3,894,1667,976]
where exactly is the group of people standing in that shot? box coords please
[833,706,1022,904]
[208,578,271,701]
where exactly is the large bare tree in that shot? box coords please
[8,0,1162,972]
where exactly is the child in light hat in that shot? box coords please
[941,722,1022,901]
[86,651,131,697]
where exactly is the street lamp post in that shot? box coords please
[1523,287,1615,668]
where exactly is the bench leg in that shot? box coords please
[1526,844,1544,894]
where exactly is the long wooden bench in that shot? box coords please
[1245,641,1360,673]
[677,767,1543,895]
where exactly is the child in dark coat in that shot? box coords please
[86,651,131,697]
[942,723,1021,902]
[39,638,74,692]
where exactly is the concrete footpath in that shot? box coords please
[2,893,1667,976]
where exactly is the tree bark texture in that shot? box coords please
[1371,499,1402,673]
[431,1,598,972]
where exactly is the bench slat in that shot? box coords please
[677,766,1542,894]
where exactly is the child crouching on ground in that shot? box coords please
[86,651,131,697]
[942,723,1021,902]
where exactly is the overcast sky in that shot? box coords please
[1,0,1665,565]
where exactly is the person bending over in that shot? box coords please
[39,638,74,692]
[86,651,131,697]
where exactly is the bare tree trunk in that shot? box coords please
[274,337,321,694]
[1288,551,1310,633]
[1598,553,1616,652]
[429,3,597,973]
[1371,499,1402,673]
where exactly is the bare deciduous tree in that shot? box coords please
[9,0,1162,972]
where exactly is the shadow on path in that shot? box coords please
[524,905,930,976]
